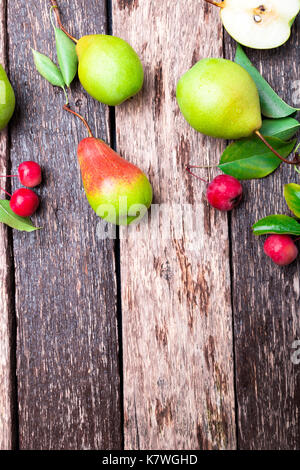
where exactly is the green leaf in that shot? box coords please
[260,118,300,141]
[219,136,296,180]
[54,28,78,87]
[32,49,65,88]
[0,200,41,232]
[252,215,300,236]
[235,45,299,119]
[284,183,300,218]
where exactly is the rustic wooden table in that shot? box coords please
[0,0,299,450]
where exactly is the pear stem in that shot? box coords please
[50,1,78,43]
[0,187,12,198]
[255,130,300,165]
[204,0,225,8]
[63,105,93,138]
[186,165,209,183]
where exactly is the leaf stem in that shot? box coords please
[0,187,12,198]
[62,86,69,105]
[63,105,93,138]
[49,6,56,30]
[295,166,300,175]
[50,1,78,43]
[255,130,300,165]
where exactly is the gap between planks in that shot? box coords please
[0,0,18,451]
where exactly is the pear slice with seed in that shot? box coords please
[207,0,300,49]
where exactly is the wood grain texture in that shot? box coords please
[225,21,300,449]
[113,0,237,449]
[7,0,121,449]
[0,1,14,450]
[0,0,15,450]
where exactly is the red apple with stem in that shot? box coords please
[186,165,243,211]
[0,161,42,187]
[0,186,39,217]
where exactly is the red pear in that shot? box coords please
[64,106,153,226]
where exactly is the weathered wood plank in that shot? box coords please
[113,0,236,449]
[8,0,121,449]
[225,21,300,449]
[0,0,15,450]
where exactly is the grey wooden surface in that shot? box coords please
[7,0,121,449]
[0,0,299,450]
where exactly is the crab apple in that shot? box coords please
[10,188,39,217]
[206,174,243,211]
[18,161,42,188]
[264,235,298,266]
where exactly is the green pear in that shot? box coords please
[76,35,144,106]
[0,64,15,131]
[176,58,262,140]
[205,0,300,49]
